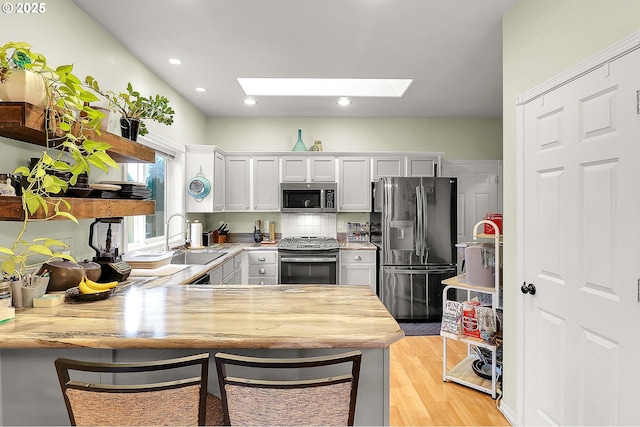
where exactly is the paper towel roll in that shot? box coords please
[191,220,203,247]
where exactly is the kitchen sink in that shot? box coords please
[170,250,226,265]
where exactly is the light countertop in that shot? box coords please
[1,282,402,349]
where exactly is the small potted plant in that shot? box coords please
[85,77,175,141]
[0,42,118,300]
[0,41,47,106]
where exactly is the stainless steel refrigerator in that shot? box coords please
[370,177,457,321]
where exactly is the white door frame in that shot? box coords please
[515,30,640,425]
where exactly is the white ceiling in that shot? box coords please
[71,0,516,119]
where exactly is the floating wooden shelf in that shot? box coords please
[0,196,155,221]
[0,102,155,163]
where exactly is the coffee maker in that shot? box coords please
[89,217,131,282]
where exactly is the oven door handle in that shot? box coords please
[280,257,337,263]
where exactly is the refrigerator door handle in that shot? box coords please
[421,184,428,263]
[384,178,392,257]
[415,185,422,259]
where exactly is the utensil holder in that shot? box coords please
[9,277,24,308]
[22,277,49,307]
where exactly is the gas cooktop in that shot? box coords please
[277,236,340,250]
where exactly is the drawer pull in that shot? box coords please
[354,255,362,261]
[259,268,266,274]
[258,257,266,261]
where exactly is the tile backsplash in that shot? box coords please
[281,213,337,238]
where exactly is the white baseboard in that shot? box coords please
[499,400,518,426]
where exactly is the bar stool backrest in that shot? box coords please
[55,353,209,426]
[214,350,362,426]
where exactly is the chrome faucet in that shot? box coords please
[165,213,191,251]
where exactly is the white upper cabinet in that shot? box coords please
[371,154,442,181]
[281,155,335,182]
[407,156,439,177]
[338,157,370,212]
[225,156,251,211]
[252,156,280,211]
[280,157,307,182]
[226,156,279,212]
[213,151,225,210]
[185,145,225,213]
[309,157,335,182]
[371,157,405,180]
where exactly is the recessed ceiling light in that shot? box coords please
[237,78,413,97]
[168,58,182,65]
[338,97,351,106]
[195,87,207,92]
[243,98,257,105]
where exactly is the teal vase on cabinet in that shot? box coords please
[292,129,307,151]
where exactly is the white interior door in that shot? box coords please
[442,160,502,272]
[521,46,640,425]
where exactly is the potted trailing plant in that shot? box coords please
[0,41,118,281]
[85,77,175,141]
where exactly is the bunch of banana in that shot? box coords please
[78,276,118,294]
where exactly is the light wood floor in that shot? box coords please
[389,336,509,426]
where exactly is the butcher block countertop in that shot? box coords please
[0,280,403,349]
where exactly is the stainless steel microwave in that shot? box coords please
[281,182,337,213]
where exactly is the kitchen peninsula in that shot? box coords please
[0,270,402,426]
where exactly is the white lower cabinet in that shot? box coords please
[209,265,223,285]
[246,250,278,285]
[209,254,243,285]
[223,254,242,284]
[339,250,376,292]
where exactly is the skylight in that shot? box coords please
[237,78,413,97]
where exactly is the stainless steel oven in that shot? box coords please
[278,237,340,284]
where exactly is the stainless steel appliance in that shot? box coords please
[370,177,457,320]
[278,236,339,284]
[281,183,336,213]
[88,217,131,282]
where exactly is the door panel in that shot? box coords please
[522,47,640,425]
[442,160,501,272]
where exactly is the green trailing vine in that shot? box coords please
[0,41,119,277]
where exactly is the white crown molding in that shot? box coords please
[516,29,640,106]
[138,132,185,158]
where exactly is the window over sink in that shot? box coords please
[124,135,186,253]
[126,152,166,247]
